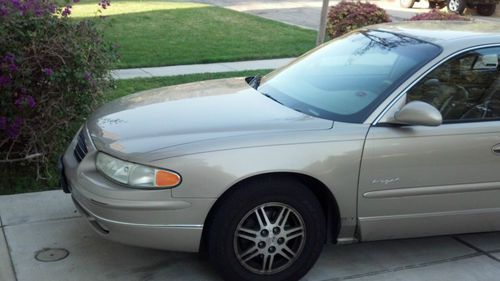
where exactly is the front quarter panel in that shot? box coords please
[150,123,370,239]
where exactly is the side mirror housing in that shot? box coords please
[392,101,442,126]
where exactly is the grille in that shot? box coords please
[73,129,88,162]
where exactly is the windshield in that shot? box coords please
[258,30,442,123]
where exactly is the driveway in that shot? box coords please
[1,190,500,281]
[193,0,500,29]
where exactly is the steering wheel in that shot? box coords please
[461,99,500,120]
[439,85,470,119]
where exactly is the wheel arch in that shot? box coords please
[198,172,341,254]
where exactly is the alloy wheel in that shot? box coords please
[233,202,306,275]
[448,0,459,11]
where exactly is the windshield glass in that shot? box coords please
[258,30,442,123]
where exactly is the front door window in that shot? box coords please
[407,47,500,122]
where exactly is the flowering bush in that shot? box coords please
[327,1,391,39]
[0,0,116,180]
[409,9,470,21]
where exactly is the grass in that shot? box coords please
[70,0,315,68]
[0,69,272,195]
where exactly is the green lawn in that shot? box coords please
[71,0,315,69]
[0,69,272,195]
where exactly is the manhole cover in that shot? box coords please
[35,248,69,262]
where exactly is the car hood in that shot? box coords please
[87,77,333,161]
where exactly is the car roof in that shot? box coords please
[367,21,500,49]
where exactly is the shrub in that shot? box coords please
[409,9,470,21]
[0,0,116,185]
[326,1,391,39]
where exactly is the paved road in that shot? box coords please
[193,0,431,29]
[1,190,500,281]
[193,0,500,29]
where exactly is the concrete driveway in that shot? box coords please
[1,190,500,281]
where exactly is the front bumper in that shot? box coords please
[61,126,215,252]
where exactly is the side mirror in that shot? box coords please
[393,101,442,126]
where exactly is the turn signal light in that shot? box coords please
[155,170,181,188]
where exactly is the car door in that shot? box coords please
[357,46,500,241]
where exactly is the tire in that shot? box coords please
[208,177,326,281]
[477,4,496,16]
[447,0,466,14]
[400,0,416,8]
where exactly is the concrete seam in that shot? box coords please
[139,68,154,77]
[1,222,18,281]
[3,215,81,228]
[453,236,500,263]
[319,252,483,281]
[221,64,239,71]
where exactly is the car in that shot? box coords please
[400,0,446,9]
[399,0,499,16]
[447,0,499,15]
[60,21,500,281]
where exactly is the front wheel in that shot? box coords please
[447,0,467,14]
[476,4,496,16]
[208,178,326,281]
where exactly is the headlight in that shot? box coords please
[96,152,181,189]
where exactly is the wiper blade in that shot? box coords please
[261,92,316,116]
[246,75,262,89]
[262,93,283,105]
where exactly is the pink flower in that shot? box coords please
[0,75,11,86]
[14,94,36,109]
[42,67,53,76]
[61,5,71,17]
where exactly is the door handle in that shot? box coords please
[492,144,500,154]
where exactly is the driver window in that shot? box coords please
[407,47,500,122]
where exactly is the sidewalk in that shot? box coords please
[111,58,294,80]
[1,190,500,281]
